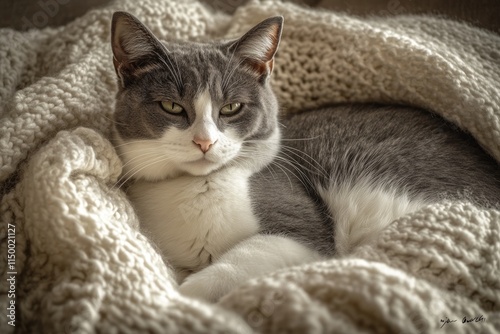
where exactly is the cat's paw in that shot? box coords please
[179,263,238,303]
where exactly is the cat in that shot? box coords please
[110,11,500,302]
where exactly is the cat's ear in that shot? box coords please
[230,16,283,79]
[111,11,164,86]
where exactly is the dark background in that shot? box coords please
[0,0,499,33]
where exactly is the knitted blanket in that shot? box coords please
[1,0,499,332]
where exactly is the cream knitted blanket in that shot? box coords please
[1,0,499,333]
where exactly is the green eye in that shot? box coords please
[160,100,184,114]
[220,103,242,116]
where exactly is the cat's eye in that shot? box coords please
[220,103,242,116]
[160,100,184,114]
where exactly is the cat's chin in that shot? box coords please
[181,158,221,176]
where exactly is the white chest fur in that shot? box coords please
[128,168,259,271]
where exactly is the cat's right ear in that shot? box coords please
[111,11,164,87]
[228,16,284,81]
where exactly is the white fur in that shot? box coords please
[192,88,219,145]
[116,127,279,183]
[317,178,428,256]
[116,88,244,181]
[116,88,282,181]
[128,167,259,272]
[118,87,315,302]
[179,234,322,302]
[116,126,242,181]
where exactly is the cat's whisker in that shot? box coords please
[171,51,183,91]
[221,44,243,91]
[228,158,251,175]
[118,151,167,170]
[116,149,162,158]
[154,49,182,90]
[224,75,246,96]
[269,160,295,190]
[280,145,329,175]
[221,39,240,91]
[259,166,277,183]
[101,113,129,127]
[270,156,317,190]
[112,139,162,149]
[279,146,329,179]
[158,48,182,88]
[106,12,500,304]
[242,137,329,179]
[114,155,176,190]
[237,148,313,190]
[222,58,246,92]
[114,144,165,152]
[122,154,177,176]
[113,140,190,151]
[114,146,181,157]
[268,156,315,191]
[116,151,177,180]
[244,135,321,143]
[247,146,320,189]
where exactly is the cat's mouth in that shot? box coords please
[183,156,220,173]
[187,157,214,165]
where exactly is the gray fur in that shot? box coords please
[112,12,280,145]
[112,12,500,258]
[252,105,500,256]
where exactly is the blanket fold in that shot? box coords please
[1,0,499,333]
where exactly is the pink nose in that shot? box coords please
[193,137,216,153]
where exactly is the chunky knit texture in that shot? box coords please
[1,0,500,333]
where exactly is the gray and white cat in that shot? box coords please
[111,11,500,302]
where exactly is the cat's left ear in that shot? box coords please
[229,16,283,80]
[111,11,166,87]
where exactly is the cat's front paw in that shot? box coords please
[179,264,237,303]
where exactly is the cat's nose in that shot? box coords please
[193,137,216,153]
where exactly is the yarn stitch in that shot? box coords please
[1,0,499,333]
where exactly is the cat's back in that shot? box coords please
[252,104,500,256]
[281,104,500,205]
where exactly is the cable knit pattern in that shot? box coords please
[1,0,499,333]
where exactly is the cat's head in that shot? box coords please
[111,11,283,181]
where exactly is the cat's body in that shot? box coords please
[111,12,500,302]
[129,165,260,272]
[254,105,500,257]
